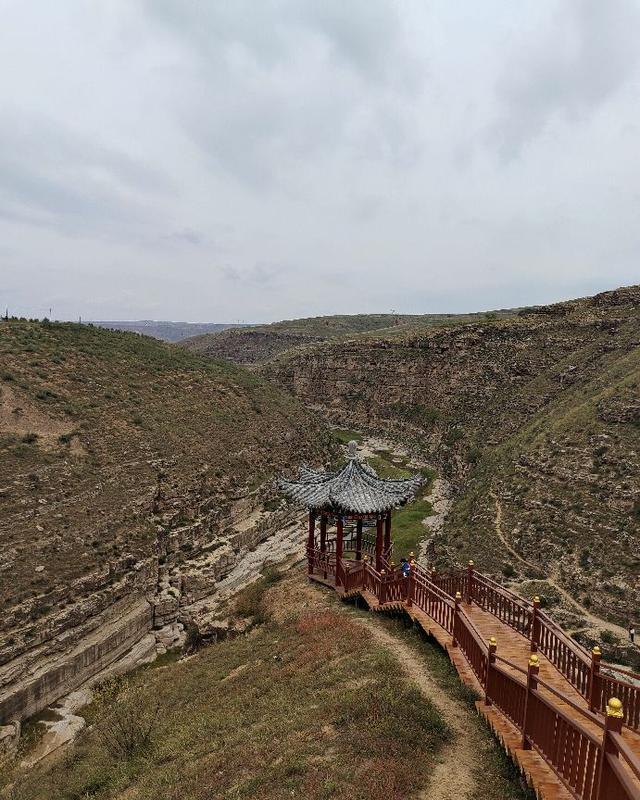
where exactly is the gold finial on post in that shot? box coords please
[455,591,462,600]
[533,595,540,604]
[592,646,601,656]
[528,654,539,667]
[468,559,474,567]
[607,697,624,718]
[489,636,497,646]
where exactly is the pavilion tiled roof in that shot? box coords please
[278,456,422,515]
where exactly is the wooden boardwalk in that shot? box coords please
[314,560,640,800]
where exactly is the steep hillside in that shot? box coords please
[181,310,517,365]
[0,321,332,729]
[261,287,640,626]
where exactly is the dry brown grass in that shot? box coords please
[3,573,450,800]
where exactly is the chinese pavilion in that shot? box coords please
[279,441,421,589]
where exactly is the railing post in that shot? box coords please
[431,566,437,583]
[589,646,602,713]
[406,561,414,608]
[379,570,386,606]
[485,636,497,705]
[521,653,540,749]
[596,698,624,800]
[452,591,462,647]
[466,560,474,604]
[530,595,540,652]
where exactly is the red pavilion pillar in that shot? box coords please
[307,511,316,575]
[320,514,328,579]
[375,516,383,571]
[355,519,363,561]
[335,516,344,587]
[384,511,392,556]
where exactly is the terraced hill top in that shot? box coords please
[180,309,518,365]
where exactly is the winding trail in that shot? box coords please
[355,618,478,800]
[491,493,634,643]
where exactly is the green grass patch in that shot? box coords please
[332,428,363,445]
[391,499,434,560]
[365,453,413,479]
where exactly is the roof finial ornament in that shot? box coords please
[347,440,358,460]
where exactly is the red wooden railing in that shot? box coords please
[306,550,640,799]
[537,609,592,696]
[597,668,640,732]
[432,564,640,736]
[471,572,532,638]
[342,561,364,594]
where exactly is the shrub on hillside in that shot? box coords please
[93,680,160,760]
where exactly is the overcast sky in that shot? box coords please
[1,1,639,322]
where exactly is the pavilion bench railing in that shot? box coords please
[307,546,336,580]
[318,536,377,558]
[425,563,640,734]
[342,561,365,594]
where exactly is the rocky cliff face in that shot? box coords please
[261,286,640,625]
[0,321,333,729]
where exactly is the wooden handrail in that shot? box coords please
[494,654,529,676]
[458,605,490,651]
[603,664,640,681]
[473,572,532,609]
[537,609,593,661]
[307,548,640,799]
[610,733,640,783]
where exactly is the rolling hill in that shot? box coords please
[180,309,518,365]
[0,320,332,726]
[89,320,245,342]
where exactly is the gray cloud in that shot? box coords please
[0,1,638,322]
[491,0,640,160]
[0,111,171,237]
